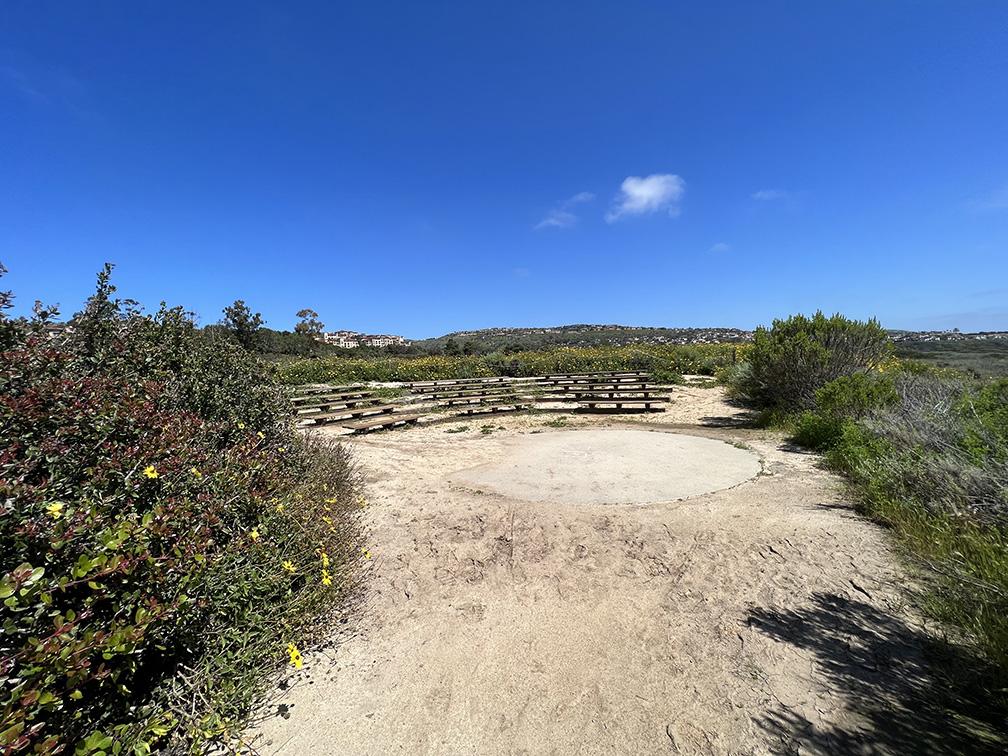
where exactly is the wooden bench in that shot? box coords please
[290,384,370,398]
[342,412,424,432]
[577,398,666,412]
[431,387,521,401]
[538,376,650,387]
[455,403,526,417]
[406,376,506,388]
[407,379,507,395]
[300,403,398,425]
[295,396,382,414]
[544,374,645,385]
[544,381,652,393]
[291,390,374,407]
[569,389,664,400]
[437,393,522,407]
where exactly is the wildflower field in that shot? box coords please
[276,343,748,385]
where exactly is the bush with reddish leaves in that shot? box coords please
[1,266,361,755]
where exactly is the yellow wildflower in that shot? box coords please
[320,552,329,568]
[276,502,284,513]
[46,502,65,520]
[143,466,158,479]
[286,643,303,669]
[362,549,371,559]
[190,467,201,477]
[282,560,295,572]
[321,570,332,586]
[238,422,245,430]
[250,530,260,542]
[257,431,265,439]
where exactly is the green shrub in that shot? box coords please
[815,370,1008,707]
[959,378,1008,465]
[728,311,892,412]
[0,267,362,755]
[793,412,845,450]
[794,373,898,450]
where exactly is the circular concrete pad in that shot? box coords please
[453,429,762,504]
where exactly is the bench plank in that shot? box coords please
[342,412,424,432]
[456,404,526,416]
[292,391,374,406]
[301,404,398,424]
[437,393,522,406]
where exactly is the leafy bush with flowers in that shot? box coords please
[0,266,362,755]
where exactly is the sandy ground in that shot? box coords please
[249,384,960,756]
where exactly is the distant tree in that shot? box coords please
[295,308,325,337]
[443,338,461,356]
[222,300,264,351]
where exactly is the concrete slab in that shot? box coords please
[452,429,762,504]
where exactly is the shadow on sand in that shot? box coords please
[748,592,1007,756]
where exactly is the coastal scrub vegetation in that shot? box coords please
[275,342,747,385]
[0,266,362,755]
[726,311,1008,715]
[725,311,893,412]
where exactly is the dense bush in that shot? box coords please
[275,343,747,385]
[728,311,892,412]
[794,372,899,450]
[1,267,362,755]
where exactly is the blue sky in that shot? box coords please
[2,2,1007,337]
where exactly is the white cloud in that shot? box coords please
[535,210,578,229]
[605,174,685,222]
[708,242,730,253]
[535,192,596,230]
[752,189,789,201]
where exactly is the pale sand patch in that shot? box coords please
[249,386,941,756]
[452,429,761,504]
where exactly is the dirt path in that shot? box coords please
[250,389,966,755]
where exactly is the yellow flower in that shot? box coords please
[238,422,245,430]
[320,552,329,568]
[143,466,158,479]
[257,431,265,439]
[362,549,371,559]
[276,502,284,513]
[278,447,285,453]
[250,530,260,542]
[286,643,303,669]
[190,467,201,477]
[282,560,295,573]
[321,570,332,586]
[46,502,65,520]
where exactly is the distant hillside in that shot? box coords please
[413,325,755,352]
